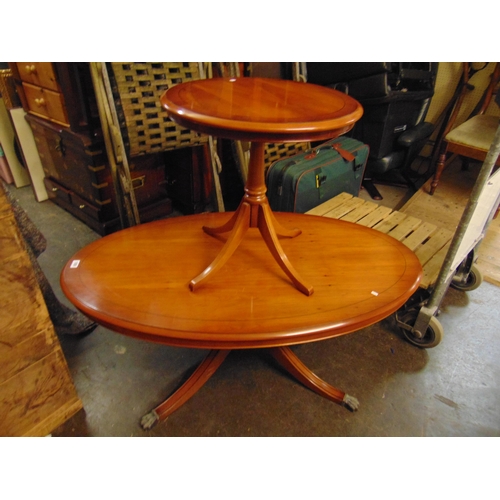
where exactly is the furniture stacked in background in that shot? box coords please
[0,67,33,190]
[305,63,438,200]
[430,62,500,195]
[0,182,82,436]
[9,63,212,235]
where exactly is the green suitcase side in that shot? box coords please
[266,137,369,213]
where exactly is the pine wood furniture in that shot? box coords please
[61,77,421,429]
[0,183,82,436]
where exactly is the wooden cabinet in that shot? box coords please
[15,63,69,127]
[11,63,177,235]
[22,82,69,126]
[0,183,82,436]
[16,62,60,91]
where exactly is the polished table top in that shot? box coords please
[61,212,422,350]
[61,78,417,426]
[161,77,364,142]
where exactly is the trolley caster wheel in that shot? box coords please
[397,310,443,348]
[451,263,483,292]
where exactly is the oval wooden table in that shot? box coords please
[161,77,364,296]
[61,212,422,429]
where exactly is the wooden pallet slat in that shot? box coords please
[371,211,408,234]
[356,205,393,228]
[306,192,353,217]
[421,243,452,289]
[323,196,365,220]
[414,227,454,266]
[401,221,438,251]
[387,215,422,242]
[341,200,378,223]
[307,192,457,291]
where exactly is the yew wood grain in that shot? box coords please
[61,213,422,350]
[161,77,363,142]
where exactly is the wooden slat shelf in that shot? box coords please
[307,193,454,289]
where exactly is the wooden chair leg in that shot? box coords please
[430,148,448,195]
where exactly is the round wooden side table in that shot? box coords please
[161,77,364,295]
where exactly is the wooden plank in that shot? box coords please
[387,216,422,241]
[340,200,378,223]
[322,196,365,219]
[311,191,476,291]
[387,215,422,242]
[306,192,353,216]
[398,157,500,287]
[421,243,452,289]
[356,205,394,228]
[0,216,26,264]
[372,211,408,234]
[0,350,82,437]
[0,327,55,383]
[414,227,454,266]
[401,221,438,252]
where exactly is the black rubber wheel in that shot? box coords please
[398,310,443,348]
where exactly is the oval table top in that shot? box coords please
[61,213,422,350]
[161,77,363,142]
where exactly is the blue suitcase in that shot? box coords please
[266,136,369,213]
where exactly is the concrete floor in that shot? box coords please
[8,182,500,437]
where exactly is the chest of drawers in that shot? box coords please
[11,63,179,235]
[16,63,70,126]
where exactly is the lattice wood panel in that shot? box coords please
[264,142,310,168]
[111,62,208,156]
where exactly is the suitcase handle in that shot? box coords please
[305,144,356,163]
[331,143,356,162]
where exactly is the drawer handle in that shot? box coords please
[132,175,145,189]
[34,97,46,107]
[79,204,85,209]
[51,187,58,192]
[25,64,37,74]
